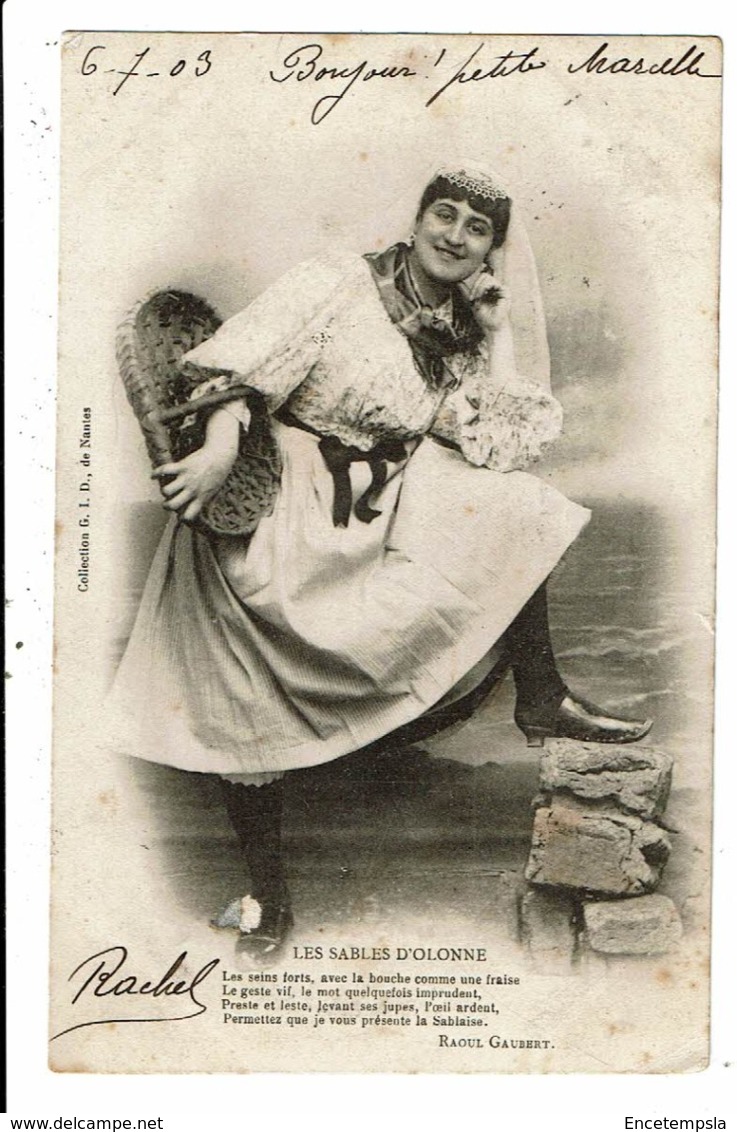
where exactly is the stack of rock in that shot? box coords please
[520,741,682,967]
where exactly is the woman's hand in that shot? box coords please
[152,407,241,523]
[464,272,511,335]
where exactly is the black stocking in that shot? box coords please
[502,581,568,722]
[219,779,289,910]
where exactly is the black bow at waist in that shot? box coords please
[276,410,414,527]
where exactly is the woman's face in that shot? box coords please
[411,197,495,289]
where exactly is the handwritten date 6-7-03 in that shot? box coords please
[80,45,213,95]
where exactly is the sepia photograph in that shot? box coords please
[43,29,720,1076]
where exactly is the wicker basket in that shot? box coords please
[116,289,281,536]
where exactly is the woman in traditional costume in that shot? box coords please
[110,163,652,959]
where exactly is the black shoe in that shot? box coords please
[236,901,294,964]
[516,693,653,747]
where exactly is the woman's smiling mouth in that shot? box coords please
[435,246,465,261]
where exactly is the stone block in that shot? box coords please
[525,797,671,895]
[539,741,673,818]
[519,888,578,968]
[582,894,683,955]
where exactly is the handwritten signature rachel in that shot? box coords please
[51,945,220,1040]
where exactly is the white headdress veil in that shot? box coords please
[410,161,551,391]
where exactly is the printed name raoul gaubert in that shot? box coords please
[438,1034,554,1050]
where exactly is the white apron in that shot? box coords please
[106,423,589,775]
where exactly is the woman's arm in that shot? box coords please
[152,403,245,523]
[154,257,365,522]
[432,281,563,471]
[465,271,519,388]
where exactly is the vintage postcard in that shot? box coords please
[50,31,721,1074]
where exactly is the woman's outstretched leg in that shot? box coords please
[504,582,653,747]
[219,777,293,960]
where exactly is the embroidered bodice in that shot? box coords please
[182,253,563,471]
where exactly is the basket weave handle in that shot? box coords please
[158,384,256,425]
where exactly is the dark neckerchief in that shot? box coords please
[364,242,484,389]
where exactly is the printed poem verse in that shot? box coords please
[220,964,551,1051]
